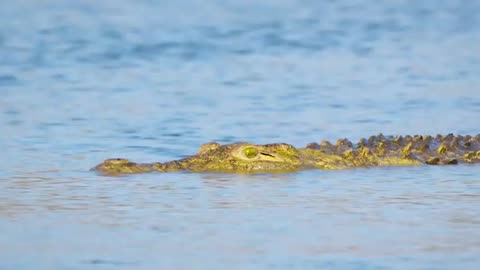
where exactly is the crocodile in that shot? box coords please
[94,134,480,175]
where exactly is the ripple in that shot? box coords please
[85,259,139,266]
[0,74,18,86]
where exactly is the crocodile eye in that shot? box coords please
[243,147,258,159]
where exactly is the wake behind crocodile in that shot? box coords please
[94,134,480,175]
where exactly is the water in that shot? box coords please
[1,0,480,269]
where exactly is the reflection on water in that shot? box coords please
[1,0,480,269]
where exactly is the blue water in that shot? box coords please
[1,1,480,269]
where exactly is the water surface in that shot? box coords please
[1,0,480,269]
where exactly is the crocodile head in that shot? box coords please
[152,142,304,173]
[93,142,304,174]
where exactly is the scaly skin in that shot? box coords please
[93,134,480,175]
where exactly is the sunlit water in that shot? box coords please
[1,1,480,269]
